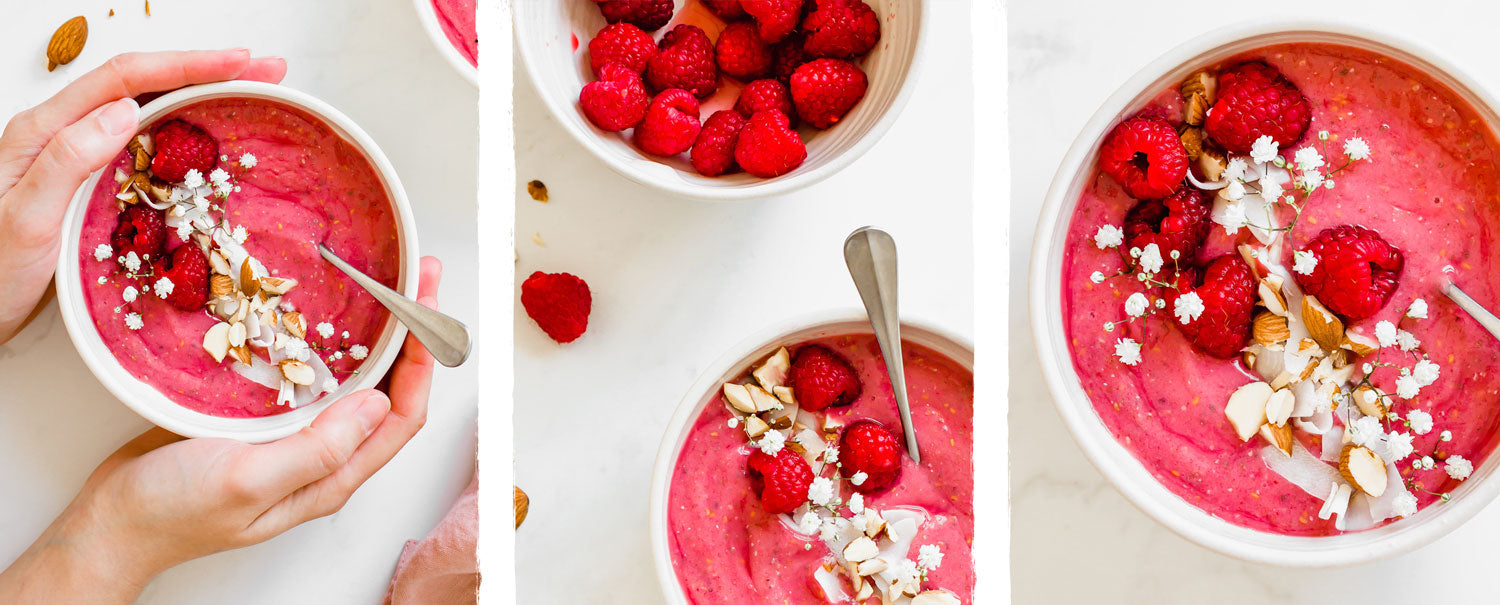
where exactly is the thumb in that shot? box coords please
[3,97,138,248]
[242,390,392,496]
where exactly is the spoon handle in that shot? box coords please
[318,245,472,368]
[1444,281,1500,342]
[843,227,920,464]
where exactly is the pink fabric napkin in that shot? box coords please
[384,471,479,604]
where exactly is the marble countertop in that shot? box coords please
[0,2,477,603]
[511,1,974,601]
[1011,1,1500,602]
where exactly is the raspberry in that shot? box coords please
[1294,226,1404,321]
[1165,255,1257,359]
[588,23,657,77]
[702,0,747,20]
[646,24,719,98]
[596,0,674,32]
[769,33,810,85]
[110,204,168,263]
[1097,117,1187,200]
[580,64,651,132]
[1122,186,1212,264]
[521,271,593,344]
[735,79,796,124]
[715,22,772,80]
[840,419,903,493]
[735,110,805,178]
[746,448,814,514]
[153,244,210,312]
[744,0,805,43]
[789,58,866,130]
[787,344,861,411]
[800,0,880,59]
[1204,61,1312,155]
[634,89,702,156]
[150,119,218,184]
[691,110,747,177]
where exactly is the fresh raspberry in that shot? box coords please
[746,448,814,514]
[588,23,657,77]
[1294,226,1404,321]
[1204,61,1312,155]
[634,89,702,156]
[1122,187,1212,264]
[580,64,651,132]
[743,0,805,43]
[521,271,593,344]
[1164,255,1257,359]
[153,244,210,312]
[769,33,810,85]
[150,119,218,184]
[800,0,880,59]
[691,110,747,177]
[789,58,866,130]
[787,344,861,411]
[734,79,796,123]
[596,0,674,32]
[840,419,903,493]
[1097,117,1187,200]
[109,204,168,263]
[702,0,747,20]
[735,110,805,178]
[646,25,719,98]
[715,22,772,80]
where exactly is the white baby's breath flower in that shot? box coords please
[1094,224,1124,249]
[797,511,821,534]
[1349,415,1384,446]
[1421,456,1436,470]
[807,477,834,506]
[121,286,138,303]
[321,377,339,393]
[847,492,864,514]
[153,277,175,298]
[1221,202,1247,235]
[1446,455,1474,480]
[727,417,740,429]
[93,244,113,261]
[182,169,205,189]
[1392,492,1418,517]
[124,312,144,330]
[1258,175,1284,203]
[1396,330,1421,352]
[1115,338,1142,366]
[1407,298,1428,319]
[1250,135,1280,164]
[283,338,311,362]
[1413,360,1440,387]
[1294,146,1325,172]
[1224,157,1248,181]
[1386,431,1415,461]
[232,225,248,244]
[758,429,786,455]
[1408,409,1434,435]
[316,322,335,338]
[97,276,108,285]
[209,168,230,186]
[1138,243,1163,274]
[1375,321,1398,348]
[1293,250,1318,275]
[1090,271,1106,284]
[176,222,194,242]
[917,544,944,572]
[349,344,369,360]
[122,251,142,273]
[1343,137,1371,161]
[1225,179,1246,201]
[239,153,258,169]
[1124,292,1150,318]
[1174,291,1205,325]
[1441,430,1453,442]
[1298,169,1324,191]
[822,445,839,465]
[1396,375,1421,399]
[850,471,868,486]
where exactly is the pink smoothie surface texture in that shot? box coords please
[1062,42,1500,536]
[433,0,477,66]
[666,334,974,603]
[79,98,400,419]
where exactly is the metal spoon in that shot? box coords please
[1443,281,1500,342]
[318,244,471,367]
[843,227,920,464]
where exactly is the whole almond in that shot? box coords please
[210,275,235,299]
[1183,93,1208,126]
[514,486,529,528]
[1253,311,1291,346]
[47,16,87,72]
[1302,295,1345,352]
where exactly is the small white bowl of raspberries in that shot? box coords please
[515,0,927,201]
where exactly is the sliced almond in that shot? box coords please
[855,582,873,602]
[280,360,316,386]
[856,558,888,576]
[148,178,172,204]
[742,415,769,438]
[228,344,252,366]
[722,383,757,414]
[1258,275,1288,315]
[239,259,261,297]
[849,566,864,593]
[1253,311,1290,347]
[231,298,250,323]
[753,347,791,391]
[1259,422,1294,458]
[747,384,782,412]
[842,537,879,563]
[862,511,886,537]
[1182,93,1208,126]
[1180,70,1218,104]
[227,322,246,348]
[1198,148,1227,181]
[1265,388,1295,426]
[1225,381,1272,441]
[1352,385,1388,418]
[823,415,844,434]
[1343,331,1379,357]
[208,250,231,275]
[202,322,231,363]
[1302,295,1345,352]
[1179,127,1204,161]
[912,591,962,605]
[766,413,793,430]
[127,133,154,157]
[772,385,796,405]
[133,148,151,172]
[283,311,307,339]
[259,276,298,296]
[1339,445,1388,497]
[210,274,235,299]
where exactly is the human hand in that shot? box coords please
[0,257,442,604]
[0,49,287,345]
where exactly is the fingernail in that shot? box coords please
[100,98,138,136]
[355,393,390,434]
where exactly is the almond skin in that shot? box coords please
[47,16,87,72]
[1253,311,1291,346]
[1302,294,1345,352]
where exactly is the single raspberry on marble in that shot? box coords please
[580,64,651,132]
[634,89,702,156]
[596,0,674,32]
[691,110,747,177]
[521,271,593,344]
[150,119,217,184]
[840,419,903,493]
[747,448,814,514]
[1122,186,1213,265]
[715,21,773,80]
[743,0,805,43]
[588,23,657,77]
[646,24,719,98]
[110,204,168,264]
[789,58,866,129]
[1204,61,1312,155]
[734,110,805,177]
[1294,225,1404,321]
[800,0,880,59]
[788,344,861,411]
[1164,254,1257,359]
[1097,117,1187,200]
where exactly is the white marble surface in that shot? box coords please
[0,2,477,604]
[512,1,973,601]
[1011,1,1500,602]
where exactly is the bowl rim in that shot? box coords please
[646,307,973,603]
[1029,18,1500,566]
[513,0,930,202]
[54,80,421,443]
[411,0,479,87]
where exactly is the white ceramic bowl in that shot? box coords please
[1030,20,1500,566]
[412,0,479,86]
[515,0,927,201]
[648,309,973,602]
[55,81,420,443]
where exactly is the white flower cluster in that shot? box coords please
[1211,133,1372,242]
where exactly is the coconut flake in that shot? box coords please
[1261,442,1344,500]
[233,355,283,389]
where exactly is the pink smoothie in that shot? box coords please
[1062,42,1500,535]
[78,98,400,418]
[433,0,477,67]
[667,334,974,603]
